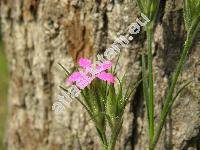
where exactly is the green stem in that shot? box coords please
[150,18,200,150]
[142,51,150,125]
[96,131,107,150]
[103,145,109,150]
[108,119,123,150]
[147,26,154,143]
[108,132,118,150]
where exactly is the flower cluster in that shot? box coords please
[67,58,115,89]
[52,58,115,113]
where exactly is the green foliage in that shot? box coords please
[136,0,161,145]
[150,2,200,149]
[184,0,200,31]
[136,0,160,27]
[136,0,200,149]
[81,77,139,150]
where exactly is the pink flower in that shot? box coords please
[67,58,115,89]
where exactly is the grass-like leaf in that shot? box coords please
[136,0,161,144]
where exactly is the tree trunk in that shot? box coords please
[0,0,199,150]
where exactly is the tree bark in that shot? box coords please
[0,0,199,150]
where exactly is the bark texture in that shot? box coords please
[0,0,199,150]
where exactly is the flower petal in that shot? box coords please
[96,61,112,73]
[67,72,81,83]
[76,72,94,89]
[78,58,92,68]
[76,78,92,89]
[96,71,115,83]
